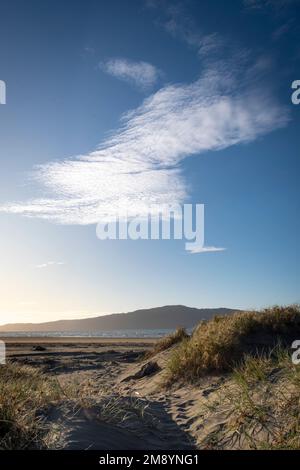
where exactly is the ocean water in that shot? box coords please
[1,329,181,338]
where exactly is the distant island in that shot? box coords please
[0,305,238,332]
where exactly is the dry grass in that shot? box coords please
[0,362,61,449]
[167,305,300,383]
[164,308,300,448]
[201,347,300,449]
[96,394,158,428]
[144,327,189,359]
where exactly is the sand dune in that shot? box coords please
[3,307,300,450]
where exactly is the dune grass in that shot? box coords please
[201,347,300,449]
[145,327,189,359]
[0,362,61,449]
[167,306,300,383]
[1,306,299,450]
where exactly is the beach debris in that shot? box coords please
[121,351,143,362]
[122,361,161,381]
[33,345,47,351]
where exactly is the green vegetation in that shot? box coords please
[163,306,300,449]
[0,362,61,449]
[202,347,300,449]
[145,326,189,359]
[167,305,300,382]
[1,306,299,450]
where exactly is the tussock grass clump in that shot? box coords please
[194,346,300,449]
[96,394,156,426]
[167,305,300,382]
[145,327,189,359]
[0,362,61,449]
[215,347,300,449]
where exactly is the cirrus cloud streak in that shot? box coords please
[0,63,289,228]
[100,58,161,90]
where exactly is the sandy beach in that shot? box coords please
[2,336,156,345]
[3,337,201,449]
[2,309,299,451]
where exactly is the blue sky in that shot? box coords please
[0,0,299,324]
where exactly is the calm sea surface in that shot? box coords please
[1,329,188,338]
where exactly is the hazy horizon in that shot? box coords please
[0,303,243,326]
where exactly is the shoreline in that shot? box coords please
[1,336,156,344]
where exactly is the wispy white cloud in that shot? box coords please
[164,10,222,58]
[187,246,226,254]
[100,58,160,90]
[35,261,65,269]
[146,1,225,59]
[272,21,292,40]
[244,0,297,9]
[0,61,289,246]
